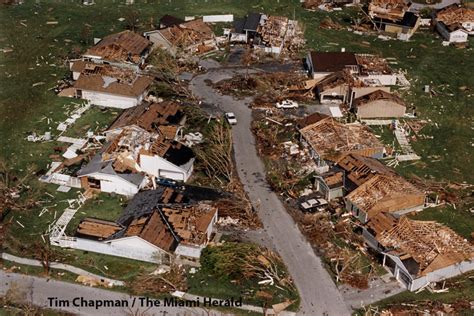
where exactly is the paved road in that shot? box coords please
[190,68,350,315]
[0,270,220,315]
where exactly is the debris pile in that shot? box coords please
[130,264,187,295]
[319,17,343,30]
[300,211,374,289]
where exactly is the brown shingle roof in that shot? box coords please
[85,30,151,63]
[310,52,357,73]
[76,217,122,240]
[74,74,152,97]
[108,101,183,132]
[125,211,177,252]
[336,153,395,186]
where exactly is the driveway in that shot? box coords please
[190,68,350,315]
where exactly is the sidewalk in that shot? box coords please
[1,252,124,286]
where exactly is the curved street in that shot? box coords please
[190,67,350,315]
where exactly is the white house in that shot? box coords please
[77,153,148,197]
[364,214,474,291]
[436,22,469,43]
[78,126,194,197]
[70,62,153,109]
[71,203,218,264]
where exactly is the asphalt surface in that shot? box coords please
[190,68,350,315]
[0,270,226,315]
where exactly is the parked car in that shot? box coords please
[276,99,299,109]
[300,198,328,212]
[225,112,237,125]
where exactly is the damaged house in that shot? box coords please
[83,30,152,69]
[74,187,218,263]
[338,154,425,223]
[231,13,303,54]
[306,51,397,86]
[313,70,392,106]
[352,89,406,118]
[433,5,473,44]
[144,19,217,57]
[65,61,153,109]
[306,51,359,79]
[364,214,474,291]
[77,125,194,197]
[299,117,385,173]
[107,101,186,140]
[368,0,420,41]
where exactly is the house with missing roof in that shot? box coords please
[144,19,217,57]
[107,101,186,140]
[83,30,152,69]
[335,154,425,223]
[433,5,473,44]
[306,51,398,85]
[230,12,302,54]
[70,187,218,264]
[352,89,406,118]
[77,125,194,197]
[64,61,153,109]
[298,116,385,173]
[368,0,421,41]
[313,70,392,105]
[363,213,474,291]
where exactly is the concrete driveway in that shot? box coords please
[190,68,350,315]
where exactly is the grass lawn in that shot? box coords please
[365,271,474,314]
[1,0,472,300]
[65,193,126,235]
[408,206,474,239]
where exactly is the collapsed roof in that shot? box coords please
[73,73,152,97]
[336,153,395,187]
[436,4,474,26]
[346,173,424,218]
[378,217,474,276]
[299,117,384,160]
[108,101,185,133]
[157,19,215,49]
[368,0,410,21]
[76,202,217,252]
[77,126,194,181]
[353,90,405,108]
[85,30,151,63]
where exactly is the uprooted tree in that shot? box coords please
[194,121,233,184]
[200,242,295,291]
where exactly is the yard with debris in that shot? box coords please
[187,242,299,310]
[360,271,474,315]
[0,0,473,312]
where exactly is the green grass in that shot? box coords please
[408,206,474,239]
[65,193,126,235]
[365,271,474,313]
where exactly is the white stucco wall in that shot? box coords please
[410,260,474,291]
[83,172,142,197]
[80,90,141,109]
[175,244,204,259]
[70,236,169,263]
[140,154,191,181]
